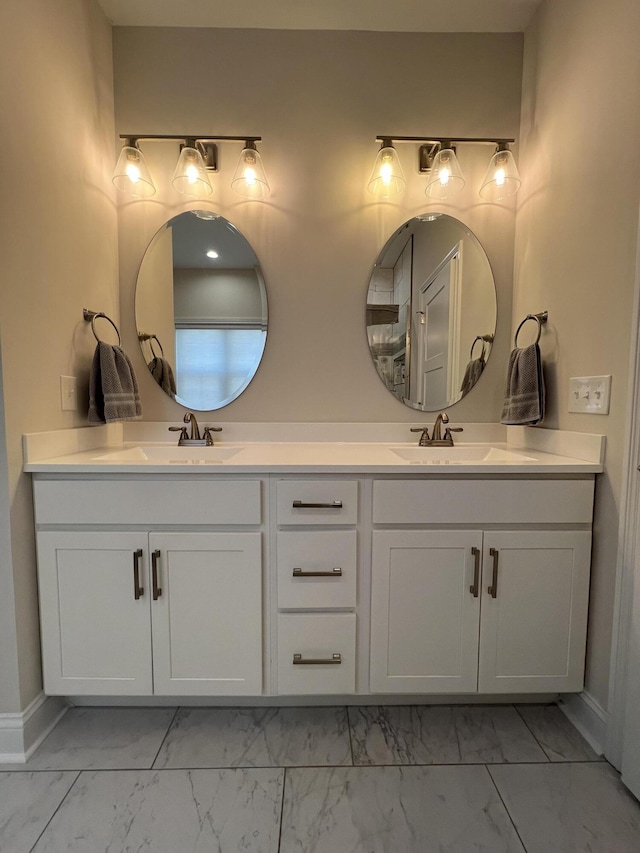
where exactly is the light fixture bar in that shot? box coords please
[119,135,262,143]
[375,136,515,145]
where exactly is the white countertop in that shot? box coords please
[23,431,604,476]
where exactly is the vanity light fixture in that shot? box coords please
[370,136,519,201]
[424,142,465,200]
[367,139,406,199]
[231,141,270,200]
[112,139,156,198]
[206,249,219,259]
[112,135,269,200]
[479,142,521,200]
[171,139,214,198]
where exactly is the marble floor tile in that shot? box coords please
[155,706,352,768]
[0,771,77,853]
[489,761,640,853]
[349,704,547,765]
[32,767,283,853]
[13,707,177,770]
[280,764,525,852]
[516,703,603,761]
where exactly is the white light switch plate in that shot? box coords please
[60,375,78,411]
[568,375,612,414]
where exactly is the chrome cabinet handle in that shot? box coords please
[488,547,499,598]
[293,653,342,665]
[292,500,343,509]
[151,549,162,600]
[470,547,480,598]
[133,549,144,600]
[293,567,343,578]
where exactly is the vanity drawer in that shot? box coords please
[373,478,595,525]
[276,480,358,526]
[33,479,262,526]
[277,531,357,609]
[277,613,356,695]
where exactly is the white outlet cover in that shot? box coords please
[60,375,78,411]
[568,375,612,415]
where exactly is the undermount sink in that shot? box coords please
[389,445,537,464]
[93,445,242,463]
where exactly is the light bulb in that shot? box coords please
[112,144,156,198]
[479,146,521,201]
[367,143,405,198]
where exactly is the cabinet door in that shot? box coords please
[36,531,152,695]
[478,531,591,693]
[370,531,482,693]
[150,532,262,695]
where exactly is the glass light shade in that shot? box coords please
[479,147,521,200]
[367,145,405,199]
[231,146,270,199]
[112,145,155,198]
[425,147,465,200]
[171,146,213,198]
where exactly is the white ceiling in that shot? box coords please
[97,0,542,32]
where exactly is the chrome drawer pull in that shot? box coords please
[292,500,343,509]
[293,567,343,577]
[151,549,162,600]
[488,547,499,599]
[293,653,342,665]
[133,549,144,600]
[469,547,480,598]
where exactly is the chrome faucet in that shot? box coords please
[431,411,449,441]
[410,412,464,447]
[168,413,223,446]
[184,412,201,441]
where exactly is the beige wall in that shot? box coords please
[516,0,640,709]
[113,28,523,423]
[0,0,118,712]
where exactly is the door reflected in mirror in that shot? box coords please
[366,214,496,412]
[135,210,268,411]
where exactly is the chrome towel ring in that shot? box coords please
[83,308,121,346]
[514,311,548,347]
[470,333,494,360]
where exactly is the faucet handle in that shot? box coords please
[410,426,430,438]
[444,427,464,441]
[168,426,188,442]
[203,426,223,446]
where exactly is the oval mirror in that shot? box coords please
[135,210,268,411]
[366,214,496,411]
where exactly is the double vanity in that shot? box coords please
[24,422,603,704]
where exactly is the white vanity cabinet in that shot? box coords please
[370,478,594,695]
[33,479,263,697]
[29,460,598,701]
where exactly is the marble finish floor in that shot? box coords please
[2,703,640,852]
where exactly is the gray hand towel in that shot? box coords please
[89,342,143,424]
[460,355,486,395]
[501,342,545,425]
[148,356,177,397]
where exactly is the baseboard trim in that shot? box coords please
[0,694,68,763]
[558,692,609,757]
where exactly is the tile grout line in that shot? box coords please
[484,763,530,853]
[150,706,180,770]
[28,770,81,853]
[277,766,287,853]
[345,706,356,766]
[514,704,552,761]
